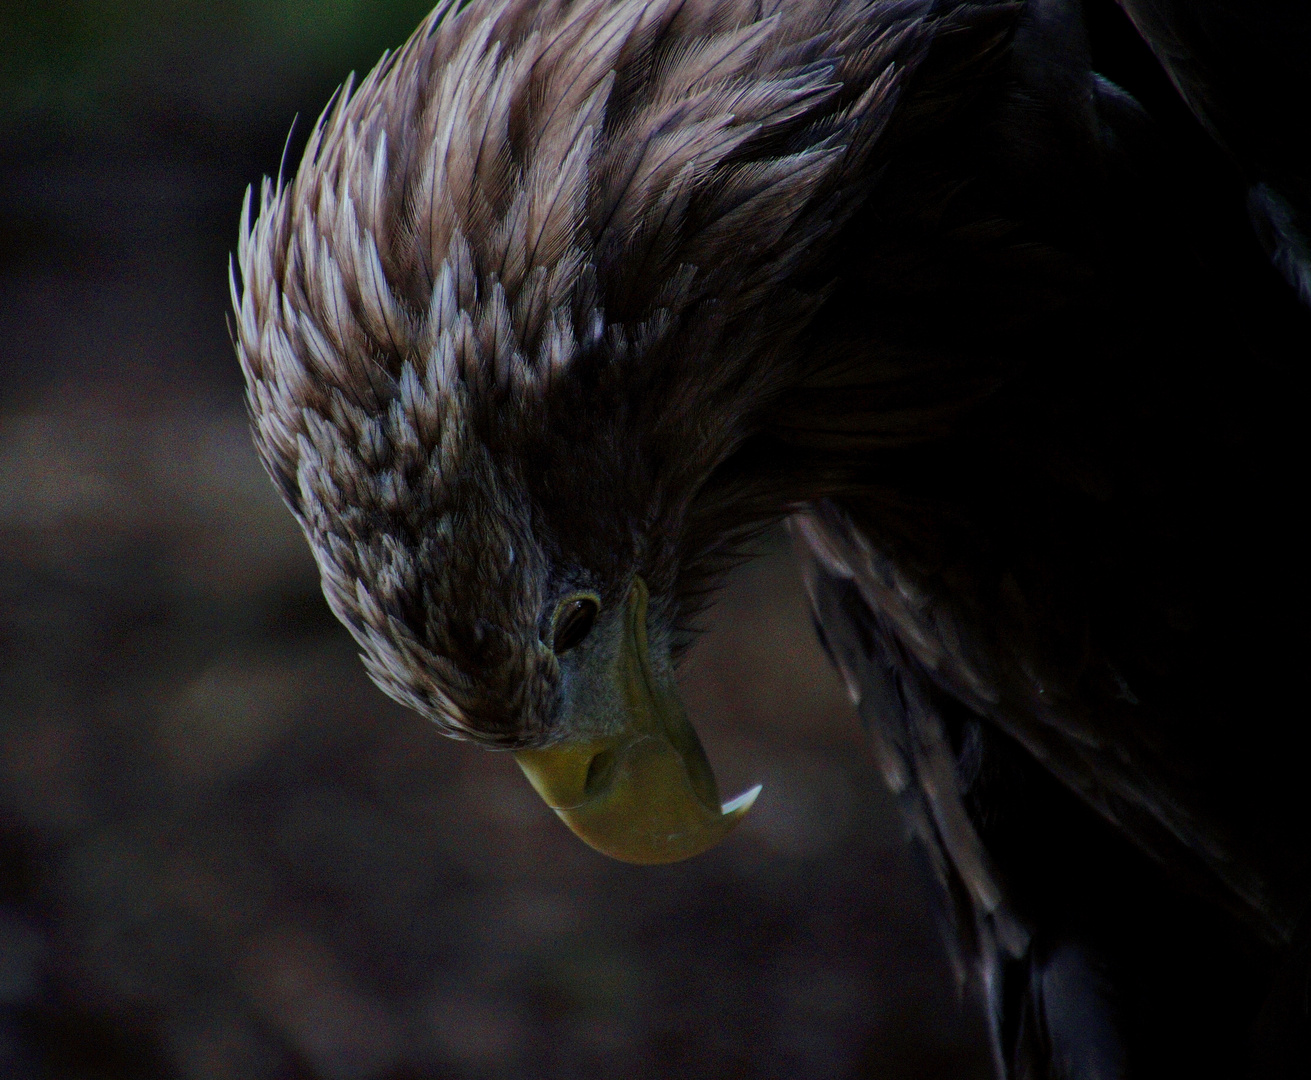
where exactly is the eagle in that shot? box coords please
[230,0,1310,1075]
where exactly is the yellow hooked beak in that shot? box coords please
[514,578,760,864]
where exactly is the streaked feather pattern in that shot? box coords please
[231,0,988,740]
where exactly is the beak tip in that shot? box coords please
[721,783,763,817]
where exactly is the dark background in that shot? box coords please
[0,3,988,1078]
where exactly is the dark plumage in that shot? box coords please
[232,0,1311,1074]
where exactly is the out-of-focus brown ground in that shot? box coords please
[0,4,990,1077]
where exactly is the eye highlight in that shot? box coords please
[551,596,600,655]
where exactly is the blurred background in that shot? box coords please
[0,3,988,1077]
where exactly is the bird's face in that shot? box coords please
[347,356,762,863]
[423,415,760,864]
[263,361,760,863]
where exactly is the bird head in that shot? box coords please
[231,0,939,862]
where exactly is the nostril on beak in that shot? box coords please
[583,748,616,797]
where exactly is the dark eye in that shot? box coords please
[552,596,599,655]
